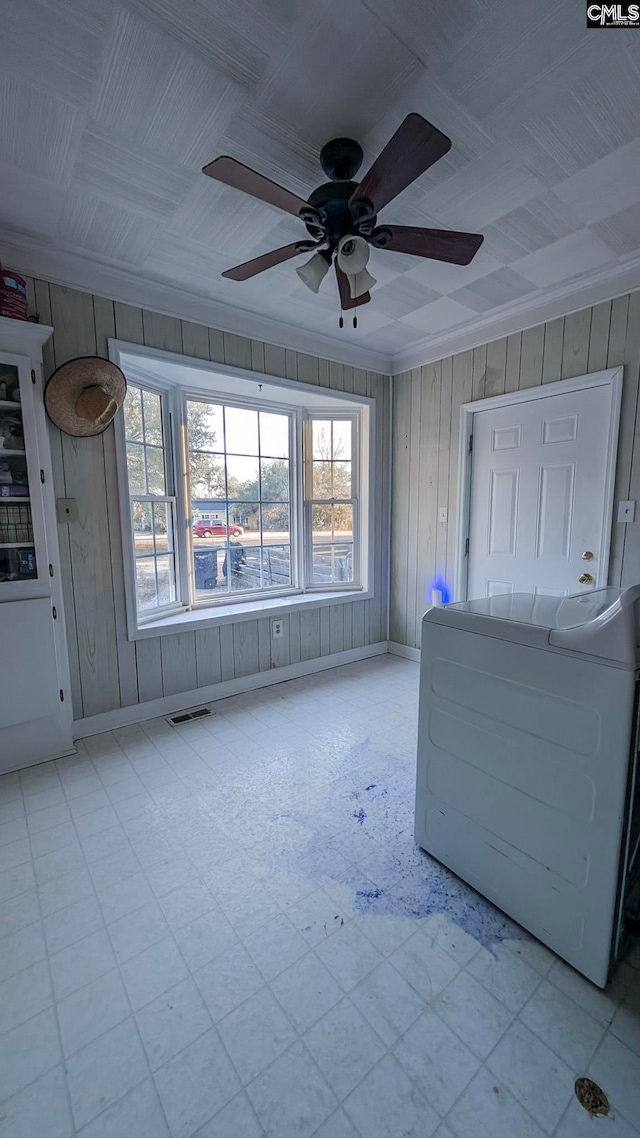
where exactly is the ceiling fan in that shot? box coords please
[202,113,484,321]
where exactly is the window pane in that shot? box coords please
[332,421,352,460]
[262,502,289,544]
[193,546,222,597]
[226,455,259,499]
[262,503,291,588]
[142,390,163,445]
[189,451,226,498]
[333,461,352,497]
[187,402,223,453]
[145,446,165,494]
[260,412,289,458]
[312,461,333,498]
[132,501,152,554]
[186,401,295,604]
[225,407,258,455]
[123,387,143,441]
[232,502,260,544]
[155,556,175,606]
[312,504,353,583]
[262,545,291,588]
[135,557,158,611]
[153,502,171,553]
[312,420,332,460]
[261,459,289,501]
[126,442,146,493]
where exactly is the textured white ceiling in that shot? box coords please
[1,0,639,371]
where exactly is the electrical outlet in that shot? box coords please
[438,507,448,524]
[272,619,283,639]
[56,498,78,524]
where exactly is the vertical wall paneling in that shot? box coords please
[541,317,564,382]
[485,337,507,398]
[404,371,422,647]
[161,633,197,697]
[445,349,473,583]
[24,277,389,722]
[391,290,640,647]
[195,627,222,689]
[94,297,139,708]
[608,295,633,585]
[561,308,592,379]
[135,637,163,704]
[518,327,542,390]
[181,321,210,360]
[49,287,122,717]
[389,372,412,643]
[587,301,612,373]
[615,291,640,587]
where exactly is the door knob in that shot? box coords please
[581,551,594,561]
[578,573,594,585]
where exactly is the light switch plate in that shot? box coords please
[56,498,78,524]
[618,500,636,523]
[438,507,448,524]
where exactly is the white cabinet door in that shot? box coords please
[0,598,70,772]
[467,384,613,600]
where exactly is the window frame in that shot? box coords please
[116,372,184,628]
[111,341,374,639]
[303,412,360,592]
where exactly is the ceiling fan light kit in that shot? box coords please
[203,113,484,324]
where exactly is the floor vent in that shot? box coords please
[166,707,214,726]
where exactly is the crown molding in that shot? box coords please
[3,235,640,379]
[391,254,640,374]
[0,237,391,376]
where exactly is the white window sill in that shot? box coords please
[130,589,372,640]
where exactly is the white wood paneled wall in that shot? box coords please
[24,279,390,720]
[390,291,640,649]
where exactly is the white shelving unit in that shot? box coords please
[0,316,73,770]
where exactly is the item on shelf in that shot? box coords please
[44,356,127,437]
[0,484,29,496]
[0,263,28,320]
[0,363,21,404]
[0,416,25,451]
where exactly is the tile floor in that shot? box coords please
[0,654,639,1138]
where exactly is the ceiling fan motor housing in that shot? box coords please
[304,179,377,250]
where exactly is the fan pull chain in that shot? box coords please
[353,315,357,329]
[339,307,344,329]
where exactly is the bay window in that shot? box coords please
[114,352,371,636]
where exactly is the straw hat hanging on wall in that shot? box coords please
[44,357,127,437]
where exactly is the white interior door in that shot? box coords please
[467,382,617,600]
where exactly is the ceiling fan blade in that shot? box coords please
[372,225,484,265]
[203,156,309,218]
[222,241,318,281]
[335,262,371,310]
[350,114,451,215]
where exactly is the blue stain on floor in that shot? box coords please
[272,737,528,951]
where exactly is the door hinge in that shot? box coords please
[465,537,469,556]
[49,563,54,577]
[52,605,57,619]
[40,469,45,484]
[31,369,36,384]
[468,434,473,453]
[59,689,64,702]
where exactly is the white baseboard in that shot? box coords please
[387,641,421,662]
[73,642,388,738]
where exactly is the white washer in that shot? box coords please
[415,586,640,987]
